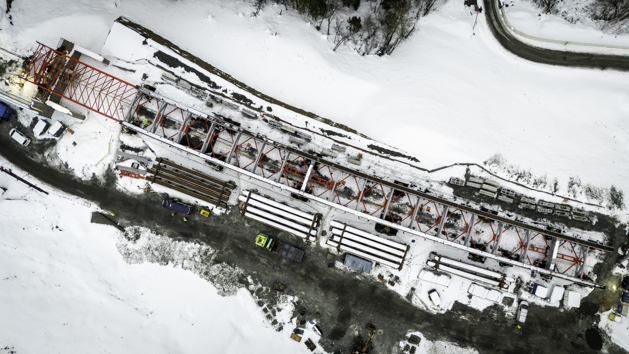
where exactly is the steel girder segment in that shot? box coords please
[469,217,500,253]
[307,163,335,198]
[207,125,236,162]
[496,225,527,261]
[361,183,389,216]
[157,106,186,140]
[181,115,212,150]
[525,232,551,268]
[386,191,416,226]
[256,145,284,179]
[282,155,309,189]
[440,208,471,244]
[553,241,583,276]
[414,198,442,235]
[21,42,137,121]
[333,172,362,208]
[233,135,261,171]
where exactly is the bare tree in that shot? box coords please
[536,0,559,14]
[593,0,629,22]
[333,16,363,51]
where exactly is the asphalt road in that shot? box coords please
[483,0,629,71]
[0,118,627,353]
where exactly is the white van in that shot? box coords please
[428,289,442,307]
[516,301,529,323]
[9,129,31,146]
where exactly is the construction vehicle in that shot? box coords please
[255,233,304,262]
[352,324,376,354]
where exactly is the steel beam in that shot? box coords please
[354,178,368,211]
[275,152,290,183]
[125,92,144,122]
[521,229,531,261]
[301,162,315,192]
[175,112,193,143]
[407,196,422,229]
[150,102,168,134]
[464,214,476,247]
[380,188,396,220]
[491,222,505,255]
[200,122,216,154]
[251,142,267,174]
[546,237,559,270]
[435,205,449,238]
[226,132,242,165]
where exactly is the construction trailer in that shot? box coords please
[239,190,320,241]
[327,221,409,270]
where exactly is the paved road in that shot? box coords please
[483,0,629,71]
[0,118,626,353]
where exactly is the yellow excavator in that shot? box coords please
[352,324,376,354]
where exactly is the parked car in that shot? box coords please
[33,119,50,136]
[9,128,31,146]
[161,198,192,214]
[428,289,442,307]
[0,102,15,121]
[516,301,529,323]
[48,121,66,138]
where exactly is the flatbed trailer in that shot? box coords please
[256,233,304,262]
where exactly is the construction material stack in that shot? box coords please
[239,191,320,241]
[327,221,409,270]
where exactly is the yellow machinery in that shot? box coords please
[352,324,376,354]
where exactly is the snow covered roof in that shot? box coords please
[533,284,549,298]
[565,291,581,308]
[549,286,565,303]
[418,269,451,287]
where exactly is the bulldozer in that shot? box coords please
[352,324,376,354]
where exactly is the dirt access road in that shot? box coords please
[0,117,626,353]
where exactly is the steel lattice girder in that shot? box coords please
[21,42,137,121]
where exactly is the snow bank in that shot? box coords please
[0,158,315,354]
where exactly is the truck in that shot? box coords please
[0,102,15,121]
[161,198,192,214]
[255,233,304,262]
[516,301,529,323]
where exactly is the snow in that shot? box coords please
[504,0,629,52]
[2,0,627,209]
[0,158,317,354]
[0,0,628,350]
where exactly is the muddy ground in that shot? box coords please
[0,116,628,353]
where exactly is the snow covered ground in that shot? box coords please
[505,0,629,48]
[1,0,628,351]
[1,0,627,213]
[0,158,321,354]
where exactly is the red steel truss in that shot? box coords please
[21,42,137,121]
